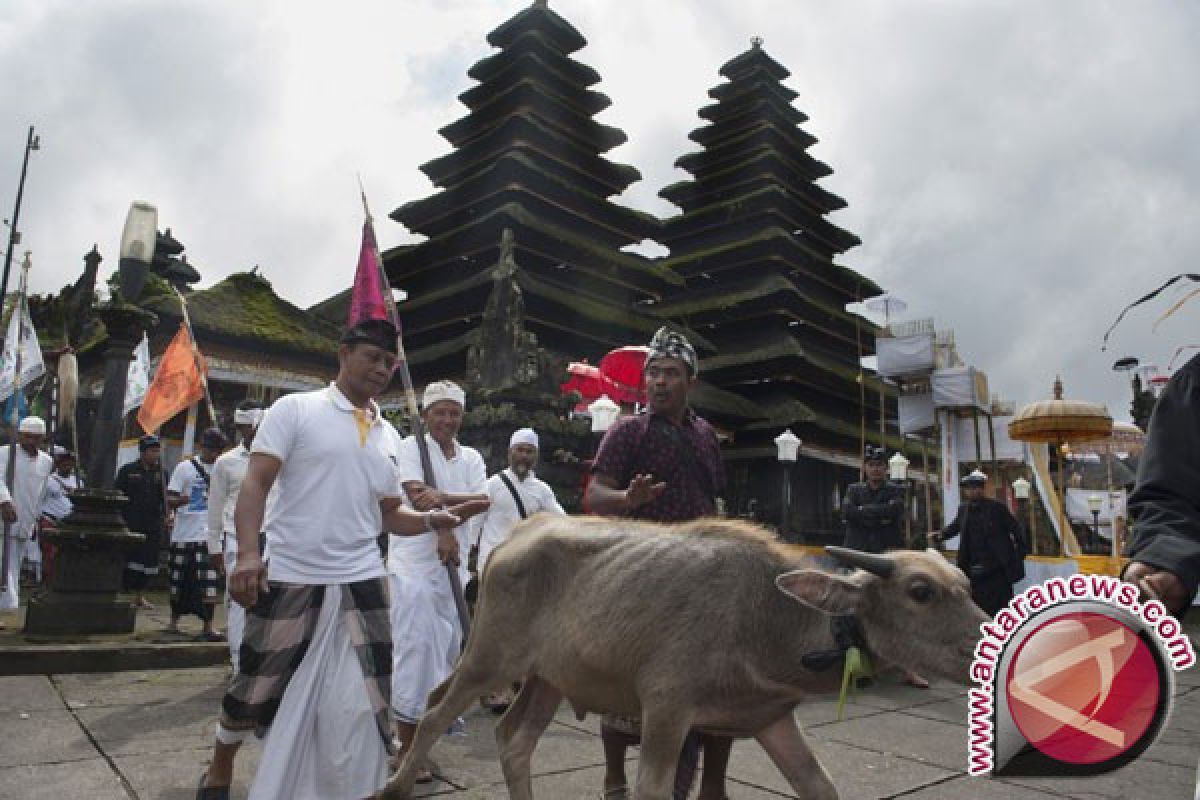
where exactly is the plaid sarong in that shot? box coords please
[219,578,394,752]
[169,542,219,620]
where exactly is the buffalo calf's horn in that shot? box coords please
[826,546,895,578]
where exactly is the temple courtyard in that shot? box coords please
[1,638,1196,799]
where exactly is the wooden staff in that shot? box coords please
[360,184,471,638]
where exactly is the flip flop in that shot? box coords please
[196,772,230,800]
[904,673,931,689]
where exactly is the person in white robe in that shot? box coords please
[472,427,565,709]
[0,416,53,617]
[389,380,488,783]
[196,321,488,800]
[206,402,267,672]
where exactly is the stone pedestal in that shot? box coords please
[23,489,145,636]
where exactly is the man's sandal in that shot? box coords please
[195,772,230,800]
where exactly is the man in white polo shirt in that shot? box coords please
[197,321,488,800]
[389,379,488,783]
[474,427,564,711]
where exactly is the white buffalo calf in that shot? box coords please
[379,514,986,800]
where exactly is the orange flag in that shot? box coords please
[136,323,207,433]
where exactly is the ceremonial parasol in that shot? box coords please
[598,345,649,403]
[1009,377,1113,556]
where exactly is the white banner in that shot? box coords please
[123,333,150,415]
[0,301,44,402]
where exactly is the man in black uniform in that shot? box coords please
[842,446,905,552]
[119,435,168,610]
[842,445,928,687]
[936,470,1026,615]
[1123,353,1200,615]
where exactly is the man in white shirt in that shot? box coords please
[206,402,266,671]
[168,427,226,640]
[475,427,565,573]
[390,379,489,782]
[0,417,54,618]
[37,446,80,587]
[198,320,487,800]
[474,427,565,711]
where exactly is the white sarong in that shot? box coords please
[388,533,465,723]
[248,583,388,800]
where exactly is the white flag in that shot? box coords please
[123,333,150,416]
[0,301,45,402]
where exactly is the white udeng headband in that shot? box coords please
[509,427,538,449]
[422,380,466,409]
[234,409,264,427]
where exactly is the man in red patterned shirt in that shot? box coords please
[587,326,728,800]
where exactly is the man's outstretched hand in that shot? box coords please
[1124,561,1191,616]
[624,474,667,511]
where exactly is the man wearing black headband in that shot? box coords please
[198,316,487,800]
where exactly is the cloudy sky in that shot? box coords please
[2,0,1198,420]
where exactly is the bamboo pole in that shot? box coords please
[986,412,1000,499]
[171,287,217,427]
[971,409,984,472]
[1,253,32,596]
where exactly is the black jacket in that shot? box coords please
[114,459,166,535]
[1126,353,1200,604]
[944,497,1025,584]
[842,481,905,552]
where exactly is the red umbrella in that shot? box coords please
[599,346,649,403]
[560,362,608,404]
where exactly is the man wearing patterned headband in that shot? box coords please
[389,379,490,782]
[207,400,268,670]
[587,327,730,800]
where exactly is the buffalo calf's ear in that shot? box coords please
[776,570,863,615]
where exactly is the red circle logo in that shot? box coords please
[1006,611,1161,765]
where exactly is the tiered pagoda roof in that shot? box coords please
[657,40,897,457]
[382,1,681,383]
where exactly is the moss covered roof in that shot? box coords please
[140,272,341,359]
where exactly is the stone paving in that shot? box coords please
[0,662,1196,799]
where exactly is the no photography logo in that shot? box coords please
[967,575,1195,777]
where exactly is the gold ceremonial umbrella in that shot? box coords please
[1009,378,1113,556]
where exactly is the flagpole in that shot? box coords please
[171,287,217,426]
[1,252,32,596]
[359,181,471,639]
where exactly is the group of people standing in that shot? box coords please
[185,319,734,800]
[0,416,80,623]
